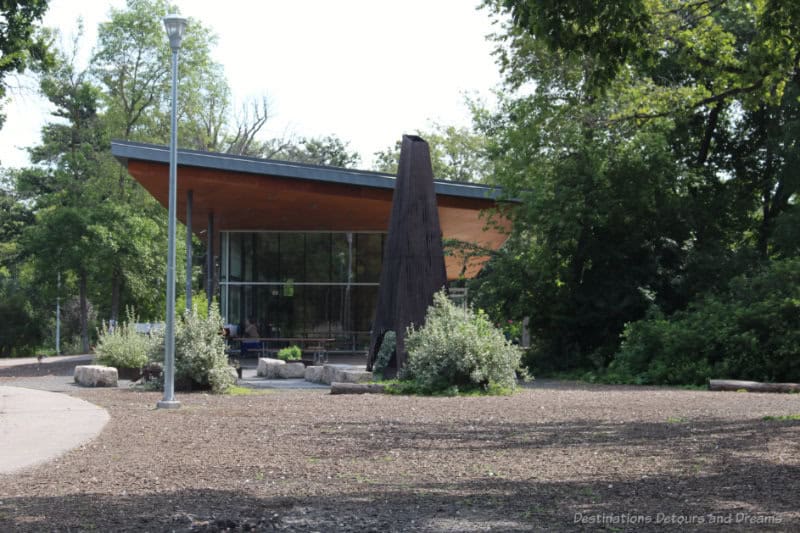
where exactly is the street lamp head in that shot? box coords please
[163,14,188,51]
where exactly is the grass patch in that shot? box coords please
[376,379,514,397]
[762,414,800,421]
[225,386,273,396]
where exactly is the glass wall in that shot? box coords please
[220,231,384,352]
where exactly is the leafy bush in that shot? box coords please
[151,303,233,393]
[277,345,302,361]
[373,330,396,377]
[610,258,800,385]
[0,286,41,357]
[95,308,154,369]
[404,290,526,394]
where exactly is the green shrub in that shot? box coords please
[95,308,154,369]
[610,258,800,385]
[404,290,526,394]
[277,345,302,361]
[373,330,396,377]
[150,302,233,393]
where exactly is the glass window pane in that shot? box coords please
[228,285,242,327]
[305,233,331,282]
[331,232,352,283]
[221,232,229,282]
[230,233,242,281]
[352,285,378,334]
[243,233,255,282]
[280,233,305,282]
[305,286,330,336]
[255,233,279,282]
[355,233,383,283]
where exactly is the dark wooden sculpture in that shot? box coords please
[367,135,448,375]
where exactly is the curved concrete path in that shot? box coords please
[0,386,110,475]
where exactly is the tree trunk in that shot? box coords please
[79,269,90,354]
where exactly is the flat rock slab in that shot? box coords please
[304,365,324,383]
[277,362,306,379]
[336,370,373,384]
[0,386,110,474]
[257,358,285,378]
[74,365,118,387]
[321,364,368,385]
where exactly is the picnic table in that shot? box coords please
[230,337,335,364]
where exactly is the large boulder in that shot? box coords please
[336,370,373,384]
[257,358,285,378]
[304,365,324,383]
[321,364,354,385]
[74,365,118,387]
[319,364,372,385]
[277,362,306,379]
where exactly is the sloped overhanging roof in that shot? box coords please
[111,140,512,279]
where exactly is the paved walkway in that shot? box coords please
[0,353,93,368]
[0,385,109,475]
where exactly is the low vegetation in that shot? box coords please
[150,303,234,394]
[397,290,527,395]
[94,308,155,369]
[277,345,302,361]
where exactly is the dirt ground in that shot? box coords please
[1,380,799,532]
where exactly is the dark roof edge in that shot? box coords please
[111,140,509,201]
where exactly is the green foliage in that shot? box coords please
[404,290,525,394]
[762,414,800,422]
[277,345,302,361]
[610,259,800,385]
[0,0,52,127]
[372,108,493,183]
[278,135,361,168]
[151,303,233,393]
[95,307,153,369]
[472,0,800,381]
[373,330,396,377]
[0,279,40,356]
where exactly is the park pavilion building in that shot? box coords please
[111,140,511,354]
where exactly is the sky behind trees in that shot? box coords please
[0,0,500,169]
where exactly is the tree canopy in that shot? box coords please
[473,0,800,378]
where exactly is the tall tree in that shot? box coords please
[471,0,800,372]
[373,118,492,182]
[280,134,361,168]
[0,0,52,130]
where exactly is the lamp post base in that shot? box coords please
[156,400,182,409]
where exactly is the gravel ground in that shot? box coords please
[1,381,799,532]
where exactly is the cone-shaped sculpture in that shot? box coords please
[367,135,448,375]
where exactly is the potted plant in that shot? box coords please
[277,345,302,362]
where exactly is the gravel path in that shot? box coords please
[1,382,798,531]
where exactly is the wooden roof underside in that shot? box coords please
[125,159,510,280]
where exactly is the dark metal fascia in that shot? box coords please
[110,140,507,201]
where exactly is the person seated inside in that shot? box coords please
[241,317,261,357]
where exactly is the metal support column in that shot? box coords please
[207,212,214,311]
[185,189,193,311]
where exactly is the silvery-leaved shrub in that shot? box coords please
[95,307,154,369]
[151,303,233,393]
[373,330,396,377]
[405,290,524,394]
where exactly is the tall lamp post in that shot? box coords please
[157,13,188,410]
